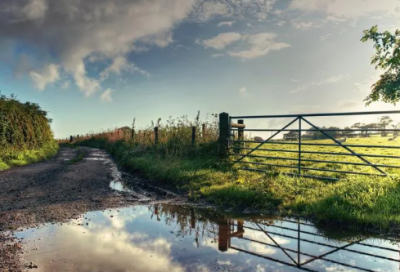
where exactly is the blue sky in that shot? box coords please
[0,0,399,138]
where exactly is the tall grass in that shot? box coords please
[72,112,400,232]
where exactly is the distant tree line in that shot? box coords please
[280,116,399,140]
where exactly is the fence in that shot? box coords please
[59,123,214,145]
[149,204,400,272]
[219,110,400,181]
[222,218,400,272]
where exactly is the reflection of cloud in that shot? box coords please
[244,242,276,255]
[46,224,184,272]
[23,207,184,272]
[246,228,291,246]
[256,264,266,272]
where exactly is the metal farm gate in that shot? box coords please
[219,110,400,181]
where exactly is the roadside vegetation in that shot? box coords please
[0,94,58,170]
[68,111,400,232]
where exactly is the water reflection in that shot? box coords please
[17,204,400,272]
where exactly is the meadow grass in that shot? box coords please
[73,136,400,232]
[70,114,400,231]
[235,136,400,178]
[0,141,59,171]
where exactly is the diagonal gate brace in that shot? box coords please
[232,117,299,165]
[301,117,387,176]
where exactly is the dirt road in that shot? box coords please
[0,147,184,271]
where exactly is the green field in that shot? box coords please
[232,136,400,178]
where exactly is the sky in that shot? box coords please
[1,0,400,139]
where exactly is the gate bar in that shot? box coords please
[231,110,400,119]
[231,147,400,159]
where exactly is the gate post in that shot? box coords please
[238,119,244,152]
[219,112,230,158]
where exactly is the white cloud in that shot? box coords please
[0,0,196,96]
[276,20,287,26]
[239,87,247,95]
[21,0,48,21]
[292,74,347,93]
[228,33,291,59]
[191,0,278,23]
[353,71,382,94]
[29,63,60,90]
[61,80,70,89]
[1,0,286,96]
[211,53,224,58]
[319,33,331,41]
[193,2,231,21]
[289,0,400,20]
[100,56,149,81]
[218,21,234,27]
[100,88,114,103]
[201,32,242,49]
[292,21,314,29]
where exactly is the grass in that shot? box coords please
[69,114,400,232]
[0,141,59,171]
[235,136,400,178]
[67,147,88,164]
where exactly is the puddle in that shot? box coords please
[16,204,400,272]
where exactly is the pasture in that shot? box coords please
[232,136,400,179]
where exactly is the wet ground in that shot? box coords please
[0,147,183,271]
[1,147,400,271]
[16,203,400,272]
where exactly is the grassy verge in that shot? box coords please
[75,137,400,232]
[67,147,88,164]
[0,141,59,171]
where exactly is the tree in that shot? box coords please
[393,122,400,137]
[378,115,393,136]
[283,131,299,141]
[342,127,355,138]
[361,26,400,105]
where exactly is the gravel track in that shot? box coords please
[0,147,185,271]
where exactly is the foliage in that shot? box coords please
[68,112,220,159]
[361,25,400,104]
[0,93,57,169]
[73,112,400,231]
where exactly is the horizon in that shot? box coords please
[1,0,400,138]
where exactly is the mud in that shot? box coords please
[0,147,184,271]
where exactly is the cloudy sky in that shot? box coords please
[1,0,400,138]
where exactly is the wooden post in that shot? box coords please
[238,119,244,152]
[131,129,135,141]
[202,123,207,140]
[219,112,230,158]
[192,126,196,146]
[154,127,159,145]
[238,120,244,141]
[217,218,230,252]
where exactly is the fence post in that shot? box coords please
[202,123,207,140]
[238,119,244,153]
[219,112,230,158]
[298,117,302,175]
[131,129,135,141]
[154,127,159,145]
[192,126,196,147]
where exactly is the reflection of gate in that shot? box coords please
[222,110,400,181]
[218,219,400,272]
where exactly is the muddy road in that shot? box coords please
[0,147,185,271]
[2,148,400,272]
